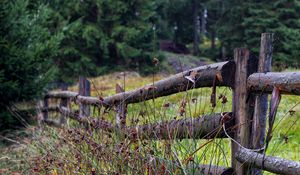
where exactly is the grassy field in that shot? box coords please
[0,71,299,174]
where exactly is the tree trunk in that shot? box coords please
[193,0,200,56]
[211,29,215,50]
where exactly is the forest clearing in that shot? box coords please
[1,0,300,174]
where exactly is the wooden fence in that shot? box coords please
[39,33,300,175]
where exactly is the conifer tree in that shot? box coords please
[0,0,61,128]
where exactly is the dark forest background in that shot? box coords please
[1,0,300,129]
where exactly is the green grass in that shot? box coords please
[0,71,299,174]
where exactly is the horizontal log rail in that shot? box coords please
[235,147,300,175]
[43,119,61,128]
[46,61,235,107]
[41,106,60,112]
[186,164,233,175]
[45,107,234,140]
[248,72,300,95]
[149,156,233,175]
[59,107,114,132]
[132,112,234,140]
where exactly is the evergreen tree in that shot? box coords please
[0,0,61,129]
[216,0,300,67]
[44,0,161,80]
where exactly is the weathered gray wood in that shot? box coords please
[57,107,234,140]
[187,164,233,175]
[46,61,235,107]
[251,33,273,175]
[231,48,258,175]
[236,147,300,175]
[46,91,78,99]
[248,72,300,95]
[60,83,68,124]
[36,101,44,129]
[79,76,91,118]
[42,97,49,120]
[59,107,114,132]
[150,157,233,175]
[43,119,61,128]
[132,112,234,140]
[115,83,126,128]
[41,106,59,112]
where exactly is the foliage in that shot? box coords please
[216,0,300,66]
[44,0,162,81]
[0,0,61,129]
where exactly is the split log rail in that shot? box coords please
[39,33,300,175]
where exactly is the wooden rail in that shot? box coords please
[38,33,300,175]
[248,72,300,95]
[236,147,300,175]
[46,61,235,107]
[55,107,234,140]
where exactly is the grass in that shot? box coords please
[0,70,299,174]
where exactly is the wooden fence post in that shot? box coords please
[231,48,258,175]
[250,33,273,175]
[79,77,90,119]
[115,83,127,128]
[42,97,48,120]
[60,83,69,125]
[36,100,44,129]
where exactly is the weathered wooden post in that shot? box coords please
[36,100,44,129]
[42,97,49,120]
[231,48,258,175]
[79,77,90,119]
[250,33,273,175]
[115,83,127,128]
[59,83,69,125]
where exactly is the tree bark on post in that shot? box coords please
[60,83,68,125]
[251,33,273,175]
[231,48,258,175]
[79,77,90,119]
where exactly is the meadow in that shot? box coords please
[0,70,299,174]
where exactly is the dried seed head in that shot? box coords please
[222,96,228,104]
[152,58,159,66]
[163,103,170,108]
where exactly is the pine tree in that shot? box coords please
[45,0,161,80]
[216,0,300,67]
[0,0,61,129]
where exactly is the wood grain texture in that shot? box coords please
[79,76,91,118]
[251,33,273,175]
[231,48,258,175]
